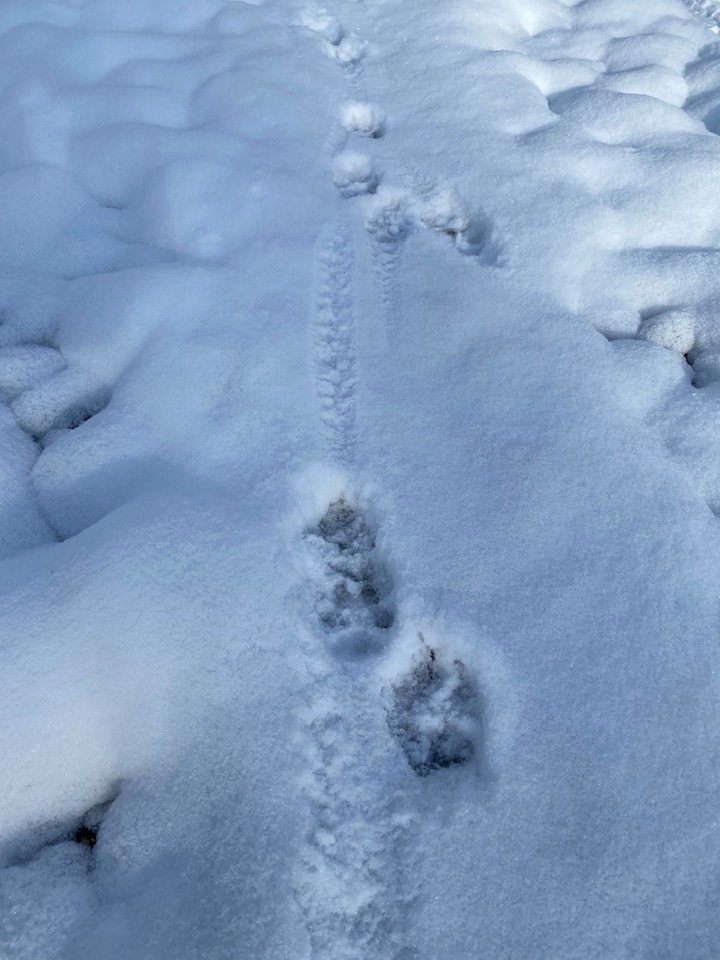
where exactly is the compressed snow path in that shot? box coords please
[4,0,720,957]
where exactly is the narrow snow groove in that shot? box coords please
[294,496,412,960]
[364,194,412,343]
[372,241,404,341]
[313,227,359,466]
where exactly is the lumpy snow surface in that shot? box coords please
[3,0,720,957]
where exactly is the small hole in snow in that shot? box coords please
[72,824,97,848]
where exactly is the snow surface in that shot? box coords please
[3,0,720,957]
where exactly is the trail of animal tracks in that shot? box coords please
[5,0,720,957]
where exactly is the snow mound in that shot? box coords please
[637,308,696,355]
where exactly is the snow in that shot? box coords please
[332,150,378,197]
[637,308,696,354]
[340,100,384,138]
[3,0,720,957]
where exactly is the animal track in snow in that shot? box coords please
[323,34,367,67]
[300,8,343,45]
[387,637,482,777]
[294,677,411,960]
[364,188,414,246]
[363,181,494,340]
[305,495,394,657]
[332,151,378,198]
[340,101,385,139]
[300,7,366,67]
[295,488,410,959]
[363,188,414,340]
[417,183,493,257]
[365,182,492,256]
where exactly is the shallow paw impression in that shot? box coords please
[387,638,481,777]
[332,151,378,198]
[418,185,492,257]
[306,496,394,655]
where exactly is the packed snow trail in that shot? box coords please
[312,227,358,465]
[294,494,410,960]
[3,0,720,958]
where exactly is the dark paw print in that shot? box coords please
[387,637,481,777]
[307,497,395,653]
